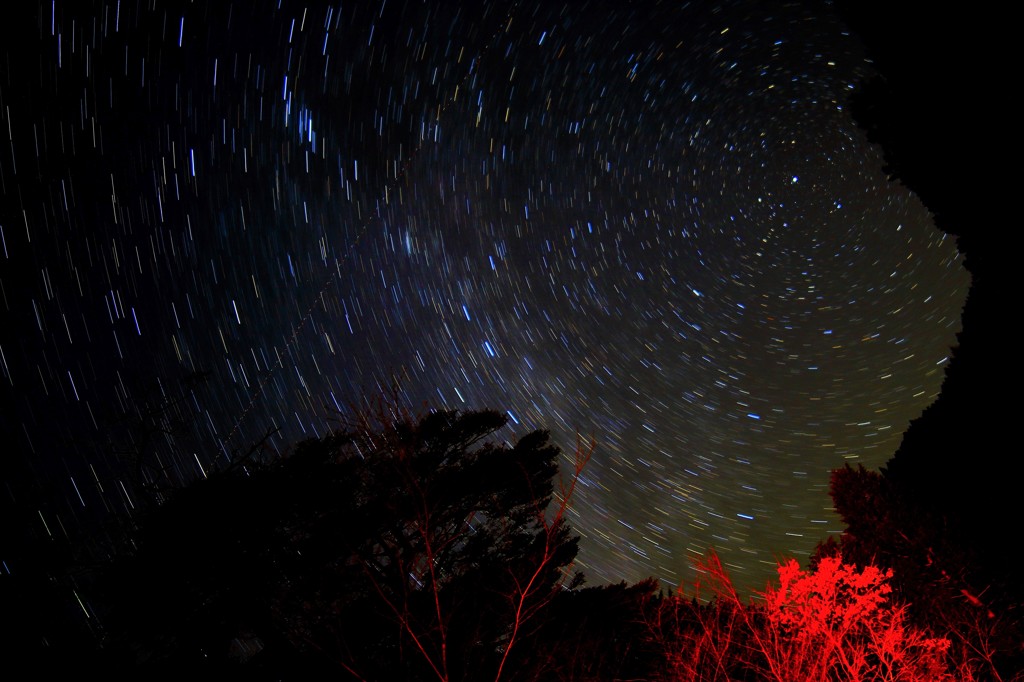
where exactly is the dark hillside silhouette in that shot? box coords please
[824,1,1023,674]
[833,3,1017,538]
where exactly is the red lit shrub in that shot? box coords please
[646,552,962,681]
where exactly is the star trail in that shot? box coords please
[1,0,968,593]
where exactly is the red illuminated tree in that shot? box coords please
[646,551,961,681]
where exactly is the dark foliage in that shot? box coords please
[85,408,653,680]
[506,578,663,682]
[818,465,1023,677]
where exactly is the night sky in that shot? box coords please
[2,0,968,594]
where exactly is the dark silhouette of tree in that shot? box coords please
[814,465,1023,679]
[92,406,599,679]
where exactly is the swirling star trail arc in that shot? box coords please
[1,0,968,593]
